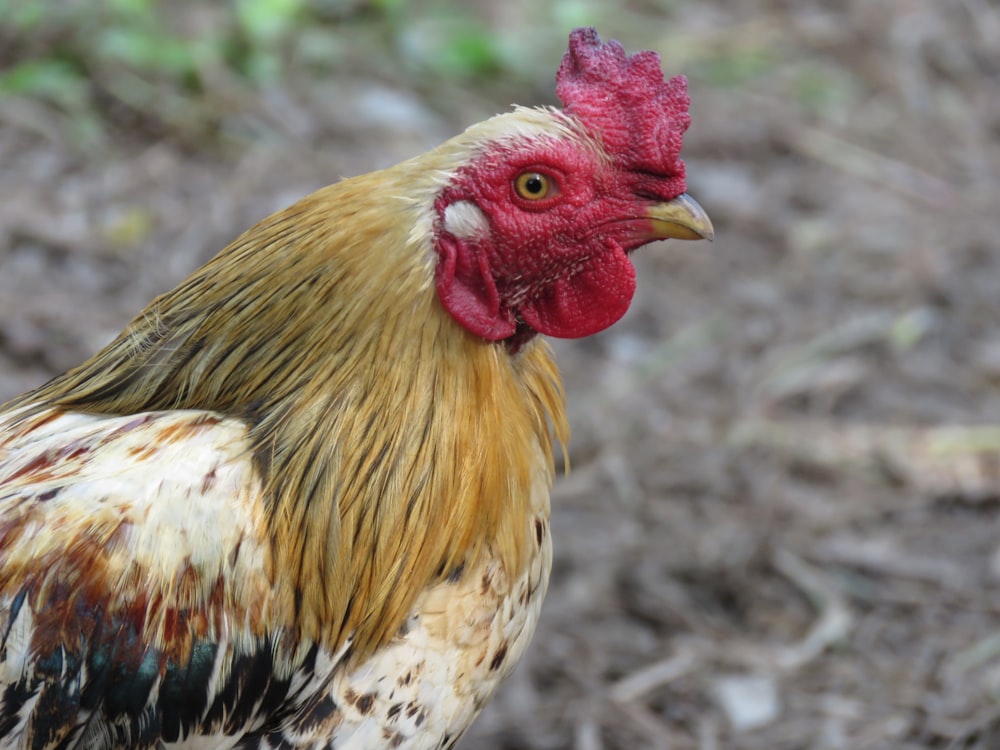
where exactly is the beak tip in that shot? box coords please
[647,193,714,243]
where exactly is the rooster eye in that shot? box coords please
[514,172,553,201]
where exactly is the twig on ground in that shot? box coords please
[772,548,853,671]
[608,649,699,703]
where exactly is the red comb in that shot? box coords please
[556,28,690,180]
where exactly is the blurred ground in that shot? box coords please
[2,2,1000,748]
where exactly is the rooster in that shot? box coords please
[0,28,711,749]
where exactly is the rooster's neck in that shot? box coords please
[17,168,568,659]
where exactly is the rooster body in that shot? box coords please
[0,409,552,750]
[0,30,711,749]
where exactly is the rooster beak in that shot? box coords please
[646,193,714,242]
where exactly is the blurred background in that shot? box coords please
[1,1,998,747]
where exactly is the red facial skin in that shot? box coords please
[433,133,686,347]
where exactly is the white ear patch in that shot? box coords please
[443,201,490,240]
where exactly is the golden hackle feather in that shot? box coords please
[6,109,578,663]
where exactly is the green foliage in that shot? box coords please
[2,0,46,29]
[0,0,323,145]
[0,60,81,100]
[237,0,306,44]
[791,63,860,119]
[694,46,778,87]
[396,16,505,79]
[234,0,307,80]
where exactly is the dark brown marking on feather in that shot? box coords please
[383,729,405,748]
[489,643,509,671]
[300,270,322,289]
[354,691,376,715]
[481,569,495,595]
[229,537,244,567]
[403,480,423,524]
[36,487,61,502]
[201,465,219,494]
[446,562,465,584]
[4,452,57,483]
[403,490,418,524]
[70,442,93,462]
[535,518,544,547]
[387,702,403,720]
[405,701,420,718]
[396,616,412,638]
[398,670,413,687]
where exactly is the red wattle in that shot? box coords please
[519,247,636,338]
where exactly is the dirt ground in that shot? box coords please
[2,2,999,748]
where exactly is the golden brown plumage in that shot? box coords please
[0,28,711,748]
[8,159,568,663]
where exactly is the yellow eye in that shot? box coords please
[514,172,553,201]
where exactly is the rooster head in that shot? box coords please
[433,27,713,346]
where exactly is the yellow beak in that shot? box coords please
[646,193,714,241]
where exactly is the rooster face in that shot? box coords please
[432,28,712,346]
[433,119,712,343]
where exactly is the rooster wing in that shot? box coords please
[0,406,551,749]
